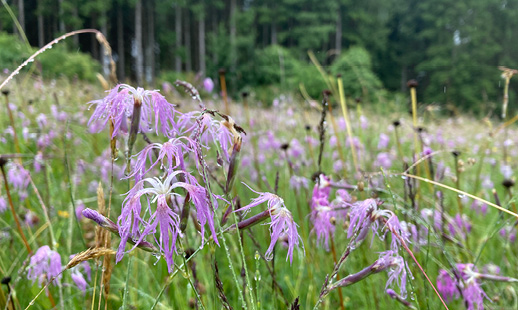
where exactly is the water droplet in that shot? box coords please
[458,194,466,199]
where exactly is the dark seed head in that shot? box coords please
[305,125,311,131]
[407,79,418,88]
[280,143,289,150]
[1,277,10,285]
[311,171,324,182]
[336,73,342,78]
[503,179,515,188]
[0,157,7,167]
[1,90,9,96]
[322,89,332,97]
[28,99,34,105]
[452,151,461,157]
[417,127,425,133]
[355,97,361,104]
[392,120,401,127]
[241,91,249,98]
[218,68,226,75]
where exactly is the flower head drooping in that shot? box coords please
[236,184,303,263]
[27,246,62,286]
[88,84,178,138]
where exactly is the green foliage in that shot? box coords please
[37,47,100,81]
[0,32,32,70]
[331,46,383,101]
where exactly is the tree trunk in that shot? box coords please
[37,0,44,47]
[72,3,79,47]
[135,0,144,85]
[230,0,237,73]
[335,8,342,55]
[145,0,155,84]
[184,9,192,72]
[117,4,125,81]
[175,3,182,72]
[198,13,206,75]
[17,0,25,35]
[101,14,110,78]
[271,23,277,45]
[58,0,65,33]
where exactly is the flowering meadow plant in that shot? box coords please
[2,50,518,310]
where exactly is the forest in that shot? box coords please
[0,0,517,112]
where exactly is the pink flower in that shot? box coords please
[27,246,62,286]
[88,84,178,138]
[236,184,303,263]
[203,77,214,93]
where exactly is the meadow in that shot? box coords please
[1,35,518,310]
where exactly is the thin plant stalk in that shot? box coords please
[338,76,359,172]
[400,172,518,218]
[0,162,31,254]
[330,238,345,310]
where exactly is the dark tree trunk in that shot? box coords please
[184,9,192,72]
[335,8,342,55]
[145,0,155,84]
[37,0,44,46]
[198,13,206,75]
[135,0,144,85]
[117,4,125,81]
[175,3,182,72]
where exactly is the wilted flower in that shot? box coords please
[27,246,62,286]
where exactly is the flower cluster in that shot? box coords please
[437,263,489,310]
[88,84,178,138]
[27,246,62,286]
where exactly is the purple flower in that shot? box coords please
[127,136,198,181]
[437,269,459,302]
[8,163,30,201]
[309,175,351,249]
[75,201,86,220]
[203,77,214,93]
[375,152,392,169]
[69,255,91,294]
[378,251,410,298]
[88,84,178,138]
[236,185,303,263]
[27,246,62,286]
[289,175,309,192]
[0,196,6,213]
[437,264,490,309]
[117,171,218,272]
[448,213,471,240]
[377,133,390,149]
[180,112,235,162]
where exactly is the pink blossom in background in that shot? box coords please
[203,77,214,93]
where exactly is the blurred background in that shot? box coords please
[1,0,517,113]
